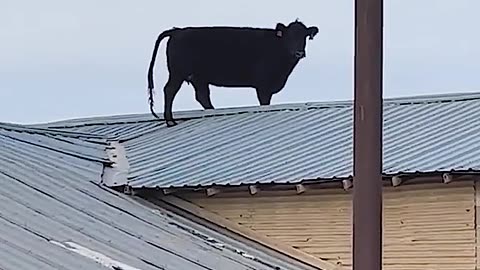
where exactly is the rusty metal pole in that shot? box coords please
[353,0,384,268]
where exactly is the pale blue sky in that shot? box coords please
[1,0,479,124]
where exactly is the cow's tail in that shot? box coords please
[147,28,178,119]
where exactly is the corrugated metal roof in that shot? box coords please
[33,92,480,188]
[0,123,313,270]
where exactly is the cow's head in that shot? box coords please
[275,19,319,59]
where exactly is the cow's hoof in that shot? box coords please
[165,120,177,127]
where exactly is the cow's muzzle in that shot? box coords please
[295,50,306,59]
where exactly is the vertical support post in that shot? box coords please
[353,0,384,269]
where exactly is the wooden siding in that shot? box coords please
[476,181,480,270]
[185,181,476,270]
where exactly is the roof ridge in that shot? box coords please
[0,122,115,140]
[28,91,480,128]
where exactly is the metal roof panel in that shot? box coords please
[0,124,313,270]
[32,92,480,188]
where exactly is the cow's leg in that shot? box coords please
[255,89,273,105]
[163,76,184,127]
[192,81,214,110]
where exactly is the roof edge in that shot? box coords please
[28,91,480,128]
[127,170,480,191]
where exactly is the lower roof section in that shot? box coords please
[0,124,316,270]
[32,92,480,189]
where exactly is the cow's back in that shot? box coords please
[167,27,286,86]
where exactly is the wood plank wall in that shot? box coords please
[185,181,476,270]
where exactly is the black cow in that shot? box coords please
[147,19,319,127]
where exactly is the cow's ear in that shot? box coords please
[307,26,319,40]
[276,23,286,37]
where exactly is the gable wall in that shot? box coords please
[182,181,476,270]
